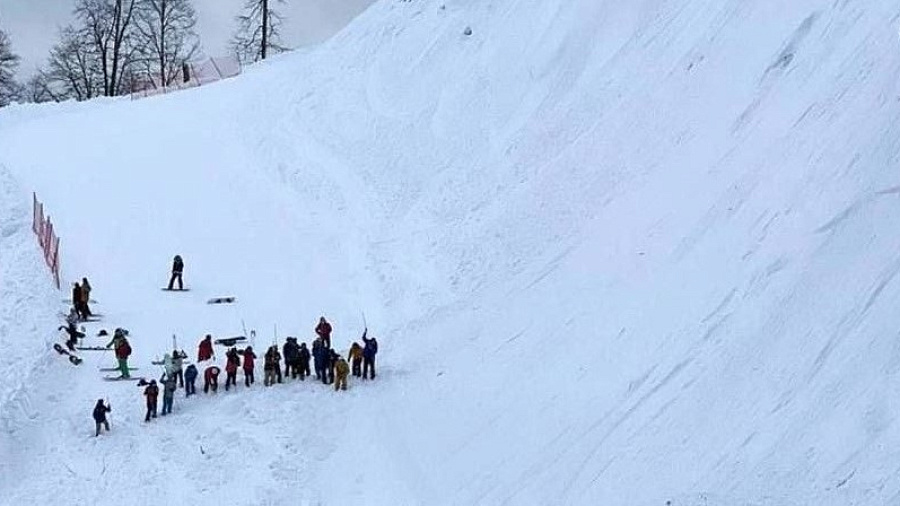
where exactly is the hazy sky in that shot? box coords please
[0,0,375,77]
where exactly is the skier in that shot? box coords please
[172,349,187,387]
[203,365,220,393]
[312,337,325,381]
[242,346,256,387]
[348,342,363,378]
[298,342,311,381]
[161,373,177,415]
[334,357,350,392]
[144,380,159,422]
[80,277,93,317]
[106,329,132,378]
[283,337,300,379]
[184,364,198,396]
[197,334,214,362]
[315,317,333,349]
[59,308,85,351]
[225,347,240,391]
[362,329,378,380]
[167,254,184,290]
[92,399,111,437]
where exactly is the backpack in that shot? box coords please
[121,340,132,357]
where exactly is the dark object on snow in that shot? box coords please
[98,329,108,337]
[214,336,247,347]
[77,346,110,351]
[463,26,472,36]
[207,296,236,304]
[53,343,82,365]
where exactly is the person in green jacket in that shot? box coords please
[106,328,132,378]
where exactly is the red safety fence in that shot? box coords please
[32,193,61,289]
[130,56,242,100]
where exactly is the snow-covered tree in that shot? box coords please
[0,27,20,106]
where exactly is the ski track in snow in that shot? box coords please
[2,0,900,504]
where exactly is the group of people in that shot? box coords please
[135,317,380,426]
[71,277,93,320]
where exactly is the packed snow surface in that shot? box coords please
[2,0,900,504]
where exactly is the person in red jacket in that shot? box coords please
[224,348,240,391]
[315,316,333,349]
[197,335,214,362]
[203,365,220,393]
[242,346,256,387]
[144,380,159,422]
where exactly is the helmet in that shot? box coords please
[150,380,156,385]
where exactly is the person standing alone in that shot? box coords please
[167,255,184,290]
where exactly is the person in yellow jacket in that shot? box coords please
[347,342,363,378]
[334,357,350,391]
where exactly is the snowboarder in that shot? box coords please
[106,329,132,378]
[144,380,159,422]
[362,329,378,380]
[312,337,325,381]
[92,399,111,436]
[184,364,198,396]
[167,254,184,290]
[298,342,311,380]
[315,317,333,349]
[80,277,93,317]
[197,334,214,362]
[172,349,187,387]
[225,347,240,391]
[161,373,177,415]
[242,346,256,387]
[348,342,363,378]
[283,337,300,379]
[334,357,350,391]
[263,345,281,386]
[59,308,85,351]
[203,365,220,393]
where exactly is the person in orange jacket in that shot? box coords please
[347,342,363,378]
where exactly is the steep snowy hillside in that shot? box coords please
[2,0,900,505]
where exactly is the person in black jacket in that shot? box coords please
[184,364,198,396]
[362,329,378,380]
[283,337,300,379]
[167,255,184,290]
[298,342,311,381]
[92,399,111,437]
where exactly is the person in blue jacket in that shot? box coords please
[184,363,199,396]
[362,329,378,380]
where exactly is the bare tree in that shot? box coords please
[0,27,20,106]
[75,0,140,96]
[231,0,287,64]
[134,0,199,87]
[41,25,104,101]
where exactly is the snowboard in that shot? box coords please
[207,296,236,304]
[63,298,98,304]
[53,343,82,365]
[161,288,191,292]
[77,346,110,351]
[99,367,140,372]
[214,336,247,346]
[102,375,143,382]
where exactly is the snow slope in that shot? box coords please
[2,0,900,504]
